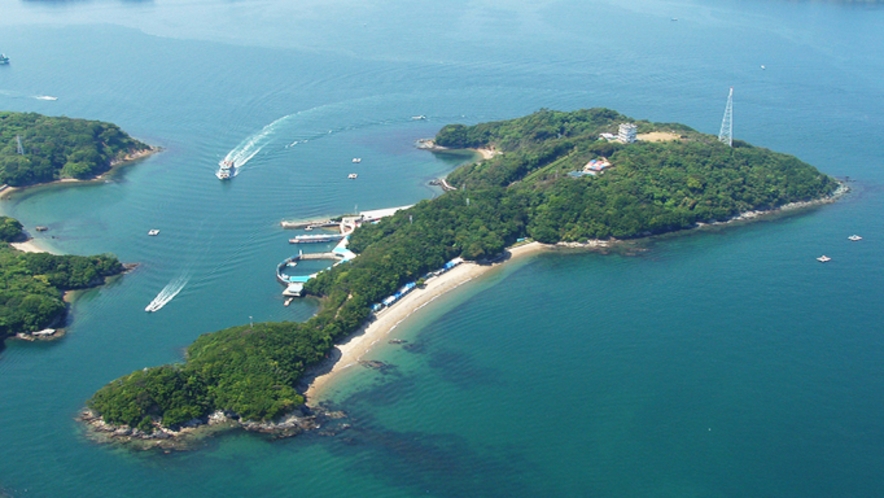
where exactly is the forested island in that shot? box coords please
[84,108,839,446]
[0,111,154,187]
[0,216,126,351]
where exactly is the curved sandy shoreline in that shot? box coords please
[303,184,849,404]
[304,241,550,403]
[9,238,56,254]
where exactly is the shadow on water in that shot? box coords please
[314,398,539,497]
[425,347,506,391]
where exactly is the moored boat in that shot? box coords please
[289,233,344,244]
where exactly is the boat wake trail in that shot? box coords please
[145,274,189,313]
[221,114,296,172]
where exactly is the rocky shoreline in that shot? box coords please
[556,182,849,251]
[0,146,161,202]
[79,404,350,451]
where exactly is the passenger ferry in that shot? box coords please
[216,160,236,180]
[289,233,344,244]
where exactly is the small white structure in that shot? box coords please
[599,132,617,141]
[618,123,637,144]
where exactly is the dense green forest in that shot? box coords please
[0,217,125,350]
[86,108,838,433]
[0,111,151,187]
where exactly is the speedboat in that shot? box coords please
[348,173,358,179]
[848,234,862,241]
[148,229,160,236]
[817,255,831,263]
[352,157,362,163]
[216,160,235,180]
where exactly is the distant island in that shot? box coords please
[0,216,126,351]
[0,111,155,189]
[83,108,840,449]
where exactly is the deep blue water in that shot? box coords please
[1,0,884,496]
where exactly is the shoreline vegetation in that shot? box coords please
[82,108,841,450]
[0,145,160,202]
[0,219,128,348]
[1,110,159,201]
[305,180,848,402]
[0,111,149,349]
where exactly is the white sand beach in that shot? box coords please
[304,241,549,403]
[10,239,55,254]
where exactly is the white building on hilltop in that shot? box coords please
[618,123,637,143]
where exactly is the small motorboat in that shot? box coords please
[848,234,862,241]
[817,255,831,263]
[352,157,362,163]
[348,173,358,179]
[148,229,160,236]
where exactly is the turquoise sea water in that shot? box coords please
[2,0,884,496]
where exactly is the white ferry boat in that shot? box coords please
[216,160,236,180]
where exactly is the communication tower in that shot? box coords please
[718,87,733,147]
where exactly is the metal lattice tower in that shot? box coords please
[16,135,24,155]
[718,87,733,147]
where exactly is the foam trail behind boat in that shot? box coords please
[144,274,190,312]
[220,113,297,172]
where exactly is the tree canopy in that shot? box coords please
[0,234,125,349]
[0,111,151,187]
